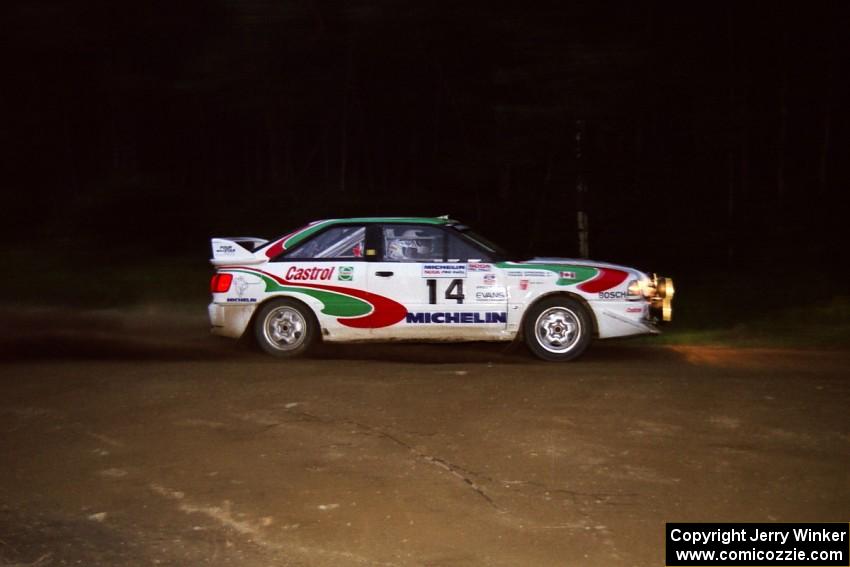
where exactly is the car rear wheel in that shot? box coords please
[254,299,317,358]
[524,297,592,362]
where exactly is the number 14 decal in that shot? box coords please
[426,279,465,304]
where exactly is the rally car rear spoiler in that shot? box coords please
[210,237,268,266]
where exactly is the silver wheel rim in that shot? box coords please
[534,307,582,354]
[263,306,307,351]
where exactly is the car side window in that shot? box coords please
[446,232,492,263]
[382,225,444,262]
[284,226,366,259]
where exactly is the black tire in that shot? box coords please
[523,296,593,362]
[253,298,318,358]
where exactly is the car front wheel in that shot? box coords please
[254,298,317,358]
[524,297,592,362]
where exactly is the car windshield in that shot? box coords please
[451,225,513,261]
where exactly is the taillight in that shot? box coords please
[210,273,233,293]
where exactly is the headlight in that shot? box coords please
[627,279,642,300]
[640,278,655,298]
[628,277,656,299]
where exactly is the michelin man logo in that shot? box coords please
[234,276,261,297]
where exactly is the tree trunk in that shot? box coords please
[818,22,835,194]
[726,5,737,266]
[575,120,589,259]
[776,30,788,200]
[322,120,330,183]
[62,105,79,194]
[339,46,354,193]
[267,112,280,187]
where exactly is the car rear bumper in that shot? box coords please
[208,302,257,339]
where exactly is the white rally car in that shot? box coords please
[208,217,673,361]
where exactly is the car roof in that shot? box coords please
[325,216,454,225]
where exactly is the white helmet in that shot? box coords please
[387,238,430,260]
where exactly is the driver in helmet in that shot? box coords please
[386,238,433,260]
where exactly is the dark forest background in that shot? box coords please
[4,1,849,282]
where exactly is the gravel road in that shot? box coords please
[1,308,847,565]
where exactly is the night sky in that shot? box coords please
[5,1,849,278]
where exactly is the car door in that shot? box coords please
[368,224,508,340]
[264,223,373,341]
